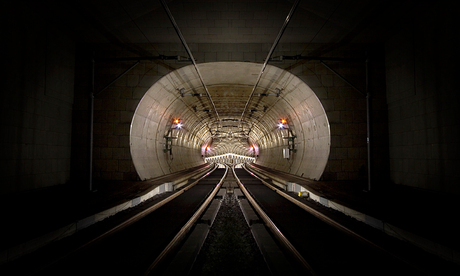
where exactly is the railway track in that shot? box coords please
[4,163,455,275]
[2,166,227,276]
[232,166,449,276]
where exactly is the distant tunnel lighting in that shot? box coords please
[278,123,285,129]
[176,123,183,129]
[204,153,256,164]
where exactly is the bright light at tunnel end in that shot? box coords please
[204,153,256,164]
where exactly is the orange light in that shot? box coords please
[174,119,180,124]
[280,119,286,124]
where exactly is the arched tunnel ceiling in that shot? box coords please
[131,62,330,180]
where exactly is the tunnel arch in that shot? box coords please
[130,62,330,181]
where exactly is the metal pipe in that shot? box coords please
[240,0,300,122]
[95,55,190,62]
[89,57,95,192]
[320,60,365,96]
[366,56,372,191]
[160,0,220,122]
[95,60,140,97]
[271,55,363,62]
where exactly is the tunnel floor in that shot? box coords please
[190,191,270,275]
[1,165,460,274]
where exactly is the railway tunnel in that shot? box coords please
[1,0,459,275]
[130,62,329,180]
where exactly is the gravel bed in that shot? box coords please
[191,192,270,275]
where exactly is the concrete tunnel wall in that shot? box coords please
[2,0,459,197]
[2,5,75,195]
[130,62,330,181]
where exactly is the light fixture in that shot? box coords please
[173,119,182,129]
[278,118,287,129]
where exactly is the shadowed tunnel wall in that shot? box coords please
[2,0,459,198]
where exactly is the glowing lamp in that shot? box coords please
[173,119,182,129]
[278,119,287,129]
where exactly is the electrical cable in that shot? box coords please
[240,0,300,125]
[159,0,220,123]
[299,0,345,57]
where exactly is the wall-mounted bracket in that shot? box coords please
[283,129,297,153]
[179,88,203,97]
[257,88,281,97]
[164,135,177,154]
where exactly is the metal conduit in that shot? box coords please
[240,0,300,123]
[160,0,220,122]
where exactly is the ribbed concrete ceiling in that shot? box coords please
[131,62,330,180]
[27,0,410,181]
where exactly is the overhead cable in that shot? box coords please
[240,0,300,123]
[160,0,220,122]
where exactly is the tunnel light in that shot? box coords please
[173,119,182,129]
[278,119,287,129]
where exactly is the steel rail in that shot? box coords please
[242,164,380,243]
[34,164,217,273]
[160,0,220,122]
[82,164,218,248]
[144,166,229,275]
[242,164,429,274]
[242,164,405,255]
[240,0,300,123]
[232,166,317,276]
